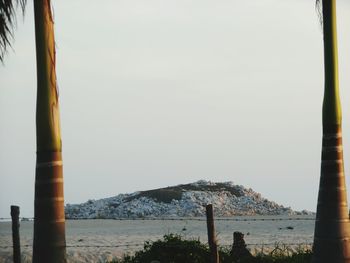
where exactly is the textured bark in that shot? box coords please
[313,125,350,262]
[312,0,350,261]
[32,0,66,262]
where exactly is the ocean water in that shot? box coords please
[0,215,314,262]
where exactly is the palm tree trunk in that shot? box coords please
[313,0,350,262]
[32,0,67,262]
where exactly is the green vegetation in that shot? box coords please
[253,244,312,263]
[133,189,183,203]
[109,234,312,263]
[126,182,243,204]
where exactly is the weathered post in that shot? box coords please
[11,205,21,263]
[206,204,219,263]
[230,231,253,261]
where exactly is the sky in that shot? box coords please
[1,0,350,218]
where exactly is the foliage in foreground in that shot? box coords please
[253,244,312,263]
[109,234,312,263]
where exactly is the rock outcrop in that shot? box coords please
[65,180,311,219]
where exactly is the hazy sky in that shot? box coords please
[1,0,350,218]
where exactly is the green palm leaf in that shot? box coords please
[0,0,26,62]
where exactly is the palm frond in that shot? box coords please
[0,0,27,63]
[316,0,323,28]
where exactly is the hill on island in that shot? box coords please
[65,180,311,219]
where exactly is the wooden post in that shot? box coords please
[206,204,219,263]
[11,205,21,263]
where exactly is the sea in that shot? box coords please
[0,215,315,262]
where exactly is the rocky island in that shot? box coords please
[65,180,311,219]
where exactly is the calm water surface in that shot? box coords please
[0,216,315,262]
[0,215,314,247]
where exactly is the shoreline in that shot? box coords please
[0,216,315,263]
